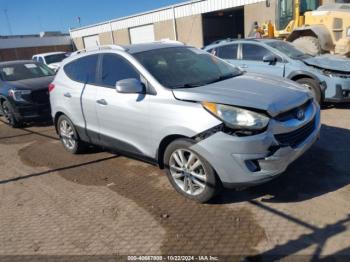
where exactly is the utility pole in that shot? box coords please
[3,9,13,35]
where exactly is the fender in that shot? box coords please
[287,70,327,98]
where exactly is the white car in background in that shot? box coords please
[32,52,68,71]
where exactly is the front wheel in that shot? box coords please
[57,115,85,154]
[296,78,322,104]
[164,139,220,203]
[1,101,22,128]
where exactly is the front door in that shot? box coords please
[95,53,151,157]
[240,43,285,77]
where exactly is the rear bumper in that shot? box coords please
[190,102,321,188]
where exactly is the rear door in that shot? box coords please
[215,43,239,66]
[240,43,285,76]
[95,53,151,156]
[61,54,100,143]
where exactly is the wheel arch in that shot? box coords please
[53,111,65,134]
[157,134,190,169]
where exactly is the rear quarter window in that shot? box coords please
[64,54,98,84]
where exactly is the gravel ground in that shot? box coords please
[0,104,349,261]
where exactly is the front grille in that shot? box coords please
[31,89,49,104]
[275,118,315,147]
[275,100,311,122]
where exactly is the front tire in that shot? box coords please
[296,78,322,104]
[1,101,22,128]
[164,139,219,203]
[57,115,85,154]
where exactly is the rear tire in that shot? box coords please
[296,78,322,104]
[57,115,85,154]
[292,36,321,56]
[1,101,22,128]
[164,138,220,203]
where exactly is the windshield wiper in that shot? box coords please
[172,82,204,89]
[204,73,238,85]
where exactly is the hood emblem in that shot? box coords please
[296,109,305,120]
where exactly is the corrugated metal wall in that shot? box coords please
[70,0,265,38]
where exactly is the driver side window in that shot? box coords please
[242,44,278,61]
[100,54,140,88]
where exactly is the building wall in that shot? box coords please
[99,32,113,45]
[113,29,130,45]
[244,0,276,37]
[0,45,72,61]
[176,14,203,48]
[73,37,85,50]
[154,19,175,41]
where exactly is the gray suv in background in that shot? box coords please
[204,39,350,104]
[50,42,321,202]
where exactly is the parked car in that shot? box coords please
[0,60,54,127]
[32,52,68,71]
[50,43,321,202]
[204,39,350,104]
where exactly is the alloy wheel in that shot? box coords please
[169,149,207,196]
[59,119,76,150]
[2,103,13,125]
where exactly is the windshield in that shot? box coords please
[267,41,312,59]
[44,53,67,64]
[133,47,242,89]
[0,62,54,81]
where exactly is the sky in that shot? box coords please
[0,0,185,35]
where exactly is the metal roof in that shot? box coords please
[70,0,265,38]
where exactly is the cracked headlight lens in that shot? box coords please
[202,102,270,130]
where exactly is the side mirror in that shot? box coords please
[116,78,145,94]
[263,54,278,64]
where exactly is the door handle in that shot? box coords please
[96,99,108,105]
[64,92,72,98]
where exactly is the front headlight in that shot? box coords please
[202,102,270,130]
[8,89,31,102]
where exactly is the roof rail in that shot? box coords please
[159,39,184,45]
[71,44,126,56]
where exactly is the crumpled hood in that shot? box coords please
[7,76,54,91]
[172,73,311,117]
[303,54,350,73]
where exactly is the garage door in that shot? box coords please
[83,35,100,49]
[129,24,155,44]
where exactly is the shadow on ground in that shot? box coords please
[1,117,349,258]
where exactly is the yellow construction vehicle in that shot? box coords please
[264,0,350,56]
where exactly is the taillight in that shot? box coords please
[48,83,55,92]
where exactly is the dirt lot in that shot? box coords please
[0,105,349,261]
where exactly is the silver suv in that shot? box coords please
[50,42,321,202]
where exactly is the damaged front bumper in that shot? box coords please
[190,101,321,188]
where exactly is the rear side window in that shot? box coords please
[100,54,140,88]
[242,44,272,61]
[217,44,238,59]
[64,54,98,84]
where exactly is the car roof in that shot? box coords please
[124,42,185,54]
[0,60,39,67]
[204,38,280,49]
[33,52,66,57]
